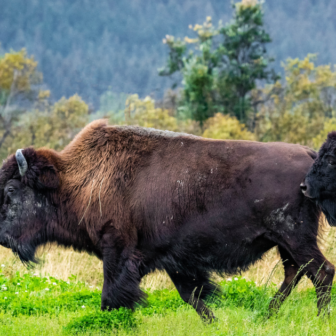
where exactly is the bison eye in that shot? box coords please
[7,187,14,193]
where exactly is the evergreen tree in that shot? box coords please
[159,0,278,127]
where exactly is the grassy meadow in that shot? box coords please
[0,224,335,335]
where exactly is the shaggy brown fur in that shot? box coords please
[0,119,334,320]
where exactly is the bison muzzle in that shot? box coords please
[0,119,333,320]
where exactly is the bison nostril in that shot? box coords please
[300,183,307,191]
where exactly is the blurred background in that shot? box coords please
[0,0,336,289]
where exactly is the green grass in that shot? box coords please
[0,268,335,336]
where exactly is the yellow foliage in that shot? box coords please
[240,0,258,8]
[9,95,89,152]
[284,55,336,102]
[189,17,218,41]
[257,55,336,146]
[124,94,179,131]
[0,49,41,93]
[38,90,50,100]
[122,95,202,135]
[119,96,255,141]
[312,118,336,149]
[184,37,198,44]
[202,113,255,140]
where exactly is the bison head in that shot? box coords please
[0,148,59,263]
[302,132,336,226]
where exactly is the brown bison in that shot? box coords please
[0,119,333,320]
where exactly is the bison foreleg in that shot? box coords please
[269,247,304,315]
[284,244,334,316]
[306,259,335,315]
[167,270,217,322]
[101,247,145,311]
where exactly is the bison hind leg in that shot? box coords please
[167,269,219,322]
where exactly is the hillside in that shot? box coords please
[0,0,335,107]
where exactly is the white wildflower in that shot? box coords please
[53,283,57,285]
[45,288,49,291]
[227,278,232,281]
[2,287,7,291]
[81,305,85,308]
[4,297,6,299]
[25,290,27,292]
[1,265,5,267]
[15,292,18,294]
[17,283,20,285]
[234,278,238,280]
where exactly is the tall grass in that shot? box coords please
[2,226,334,291]
[0,245,280,291]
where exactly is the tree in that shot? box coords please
[217,0,279,127]
[256,55,336,147]
[312,118,336,149]
[9,95,89,153]
[122,94,201,135]
[202,113,255,140]
[0,49,48,156]
[159,0,277,127]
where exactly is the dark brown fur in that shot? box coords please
[0,119,333,320]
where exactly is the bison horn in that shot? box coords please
[15,149,28,176]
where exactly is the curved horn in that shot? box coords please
[15,149,28,176]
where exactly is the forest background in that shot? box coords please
[1,0,336,161]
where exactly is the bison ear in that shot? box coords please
[36,165,59,190]
[16,148,60,190]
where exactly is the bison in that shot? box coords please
[302,131,336,227]
[0,119,333,320]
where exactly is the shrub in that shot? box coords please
[64,308,136,334]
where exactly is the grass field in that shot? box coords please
[0,225,335,335]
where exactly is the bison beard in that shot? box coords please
[319,199,336,226]
[0,119,333,321]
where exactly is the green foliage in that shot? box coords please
[0,271,100,316]
[139,289,186,316]
[0,267,336,335]
[160,1,277,126]
[218,0,278,124]
[0,269,276,329]
[215,276,276,312]
[64,308,136,334]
